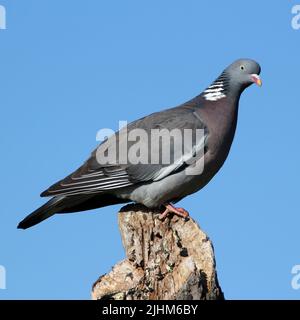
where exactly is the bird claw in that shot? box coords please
[175,207,189,218]
[159,204,190,220]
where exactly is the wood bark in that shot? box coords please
[92,204,224,300]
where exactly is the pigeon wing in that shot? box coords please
[41,105,208,197]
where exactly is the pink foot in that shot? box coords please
[159,203,189,220]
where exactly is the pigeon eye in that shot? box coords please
[240,65,245,71]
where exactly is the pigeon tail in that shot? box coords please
[17,196,65,229]
[18,193,130,229]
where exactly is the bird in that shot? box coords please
[18,59,261,229]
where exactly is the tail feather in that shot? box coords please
[18,193,131,230]
[17,197,65,230]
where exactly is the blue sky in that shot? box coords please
[0,1,300,299]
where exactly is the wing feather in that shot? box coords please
[41,105,208,197]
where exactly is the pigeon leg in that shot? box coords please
[159,203,189,220]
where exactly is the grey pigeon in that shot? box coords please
[18,59,261,229]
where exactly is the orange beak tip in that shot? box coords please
[251,74,262,87]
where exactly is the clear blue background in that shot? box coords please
[1,0,299,299]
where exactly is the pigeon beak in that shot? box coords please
[251,74,262,87]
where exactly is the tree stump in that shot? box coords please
[92,204,224,300]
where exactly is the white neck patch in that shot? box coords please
[203,81,226,101]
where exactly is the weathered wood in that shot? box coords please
[92,204,224,300]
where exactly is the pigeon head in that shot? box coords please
[202,59,261,101]
[225,59,262,90]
